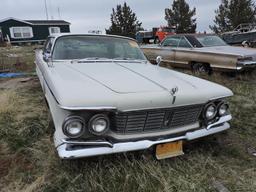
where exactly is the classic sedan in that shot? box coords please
[35,34,233,160]
[141,34,256,73]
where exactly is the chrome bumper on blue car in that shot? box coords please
[57,115,232,159]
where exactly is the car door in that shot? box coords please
[36,37,54,93]
[173,36,193,67]
[158,36,180,65]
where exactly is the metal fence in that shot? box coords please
[0,53,27,73]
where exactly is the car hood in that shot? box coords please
[47,61,233,111]
[194,46,256,58]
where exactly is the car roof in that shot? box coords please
[49,33,137,42]
[166,33,218,38]
[165,33,220,48]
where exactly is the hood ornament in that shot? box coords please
[171,87,178,96]
[170,86,179,104]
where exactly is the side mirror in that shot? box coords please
[156,56,163,66]
[43,53,53,67]
[43,52,52,62]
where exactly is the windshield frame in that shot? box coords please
[51,35,147,62]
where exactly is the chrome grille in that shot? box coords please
[112,105,203,134]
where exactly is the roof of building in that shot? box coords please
[0,17,70,25]
[25,20,70,25]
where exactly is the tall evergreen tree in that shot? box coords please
[210,0,256,33]
[229,0,256,27]
[106,2,142,38]
[210,0,231,33]
[165,0,197,33]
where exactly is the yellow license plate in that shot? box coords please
[156,141,184,160]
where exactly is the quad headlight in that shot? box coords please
[204,103,217,120]
[88,114,110,136]
[203,101,230,123]
[63,116,85,138]
[218,102,229,116]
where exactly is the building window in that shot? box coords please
[49,27,60,35]
[9,27,33,39]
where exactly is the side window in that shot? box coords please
[43,38,54,54]
[178,37,192,48]
[161,37,180,48]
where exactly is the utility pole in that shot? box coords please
[44,0,49,20]
[58,7,61,20]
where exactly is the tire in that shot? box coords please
[154,37,160,44]
[192,63,212,75]
[242,41,250,47]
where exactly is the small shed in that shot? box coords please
[0,17,70,44]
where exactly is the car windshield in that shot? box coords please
[52,36,147,61]
[196,36,227,47]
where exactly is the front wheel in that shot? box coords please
[242,41,250,48]
[192,63,212,75]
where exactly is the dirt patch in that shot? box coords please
[0,77,38,90]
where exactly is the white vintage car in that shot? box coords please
[35,34,233,159]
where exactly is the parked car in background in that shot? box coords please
[221,23,256,47]
[141,34,256,74]
[136,26,176,44]
[36,34,233,160]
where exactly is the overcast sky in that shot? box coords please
[1,0,221,33]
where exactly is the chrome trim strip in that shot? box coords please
[62,139,114,148]
[209,95,233,101]
[58,100,229,112]
[206,115,232,130]
[56,116,232,159]
[58,98,232,112]
[58,105,117,111]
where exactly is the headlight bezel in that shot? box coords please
[217,102,229,116]
[204,102,218,121]
[203,100,230,124]
[62,116,85,138]
[88,114,110,136]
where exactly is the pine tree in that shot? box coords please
[210,0,256,33]
[106,2,142,38]
[165,0,197,33]
[229,0,256,27]
[210,0,231,33]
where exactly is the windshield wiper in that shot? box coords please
[71,57,147,64]
[71,57,112,63]
[113,57,147,63]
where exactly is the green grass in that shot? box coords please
[0,47,256,191]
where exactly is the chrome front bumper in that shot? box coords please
[57,115,232,159]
